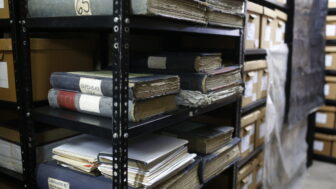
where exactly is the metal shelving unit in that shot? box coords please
[0,0,293,188]
[238,145,264,168]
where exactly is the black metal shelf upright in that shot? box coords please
[6,0,293,189]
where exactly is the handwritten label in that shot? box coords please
[262,75,268,91]
[314,141,324,151]
[79,77,103,96]
[324,84,330,96]
[75,0,92,16]
[48,178,70,189]
[316,113,327,124]
[325,55,333,67]
[79,94,101,113]
[276,28,283,43]
[148,56,167,69]
[246,22,255,41]
[327,25,336,36]
[0,0,4,9]
[244,80,254,97]
[0,62,9,88]
[265,26,271,42]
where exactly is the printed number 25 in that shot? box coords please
[76,0,91,15]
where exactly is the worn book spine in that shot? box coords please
[179,74,207,93]
[37,162,114,189]
[48,89,114,119]
[131,53,214,73]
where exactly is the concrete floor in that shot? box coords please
[302,161,336,189]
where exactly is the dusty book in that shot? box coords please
[163,122,234,154]
[28,0,207,24]
[200,138,240,182]
[131,52,222,73]
[206,0,245,15]
[178,66,241,93]
[176,85,243,107]
[50,71,180,101]
[48,89,177,122]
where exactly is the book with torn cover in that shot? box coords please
[28,0,207,24]
[177,66,241,93]
[131,53,222,73]
[48,89,177,122]
[50,71,180,101]
[163,122,234,154]
[176,85,243,107]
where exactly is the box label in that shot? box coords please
[148,56,167,69]
[325,55,333,67]
[252,71,258,83]
[0,0,3,9]
[324,84,330,96]
[79,77,103,96]
[260,122,266,138]
[326,24,336,36]
[48,178,70,189]
[276,28,283,43]
[316,113,327,124]
[246,22,255,41]
[314,141,324,151]
[75,0,92,16]
[79,94,101,113]
[265,26,272,42]
[244,80,253,97]
[0,62,9,89]
[241,135,250,153]
[255,39,259,48]
[262,75,268,91]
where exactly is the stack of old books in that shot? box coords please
[48,71,180,122]
[98,134,197,188]
[52,135,111,175]
[163,122,240,182]
[28,0,245,28]
[131,53,243,107]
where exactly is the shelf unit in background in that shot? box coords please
[0,0,294,189]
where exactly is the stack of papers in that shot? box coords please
[98,134,196,188]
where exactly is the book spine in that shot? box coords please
[48,89,114,118]
[37,162,113,189]
[131,54,198,73]
[28,0,113,17]
[179,74,207,93]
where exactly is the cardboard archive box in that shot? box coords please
[274,9,287,46]
[240,111,260,159]
[260,7,276,49]
[329,0,336,8]
[326,16,336,40]
[315,106,336,129]
[314,133,336,157]
[0,38,94,102]
[0,0,9,19]
[243,60,266,107]
[254,152,264,189]
[237,158,256,189]
[245,2,263,49]
[324,76,336,100]
[325,46,336,70]
[255,107,266,147]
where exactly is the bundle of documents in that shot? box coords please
[98,134,197,188]
[52,135,111,175]
[48,71,180,122]
[163,122,234,154]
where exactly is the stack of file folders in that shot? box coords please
[48,71,180,122]
[98,134,197,188]
[163,122,241,182]
[28,0,245,28]
[131,53,243,107]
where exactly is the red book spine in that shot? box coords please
[57,91,77,111]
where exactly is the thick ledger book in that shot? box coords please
[50,71,180,100]
[97,134,197,188]
[131,53,222,73]
[48,89,177,122]
[207,10,244,28]
[206,0,245,15]
[156,158,201,189]
[177,85,243,107]
[28,0,207,24]
[163,122,234,154]
[178,66,241,93]
[200,138,240,182]
[52,135,110,174]
[37,161,118,189]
